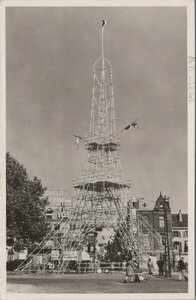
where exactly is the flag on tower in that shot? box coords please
[124,119,139,131]
[102,20,107,27]
[73,134,83,149]
[124,124,132,130]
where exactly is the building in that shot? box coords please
[136,192,173,251]
[44,190,73,229]
[43,190,74,251]
[134,192,188,262]
[45,191,188,263]
[172,210,188,262]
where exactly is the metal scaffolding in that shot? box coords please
[17,21,163,274]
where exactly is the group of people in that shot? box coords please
[124,256,188,283]
[124,259,147,283]
[177,257,188,281]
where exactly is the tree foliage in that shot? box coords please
[105,231,132,262]
[6,152,49,250]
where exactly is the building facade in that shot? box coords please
[134,192,188,262]
[44,191,188,263]
[136,192,173,251]
[172,211,188,262]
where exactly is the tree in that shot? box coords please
[105,233,123,262]
[6,152,49,251]
[105,230,133,262]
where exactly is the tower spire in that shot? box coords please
[101,20,107,60]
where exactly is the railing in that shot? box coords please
[75,261,126,273]
[14,261,128,274]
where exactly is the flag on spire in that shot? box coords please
[124,124,132,130]
[73,134,83,150]
[122,119,139,132]
[102,20,107,27]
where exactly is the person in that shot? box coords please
[172,252,176,271]
[177,257,188,281]
[157,257,164,276]
[185,262,188,273]
[147,258,153,276]
[132,258,141,283]
[124,260,135,283]
[111,262,114,274]
[122,261,126,271]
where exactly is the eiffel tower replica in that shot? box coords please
[72,20,136,243]
[17,21,163,274]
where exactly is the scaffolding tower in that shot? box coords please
[17,21,163,274]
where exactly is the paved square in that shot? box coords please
[7,273,188,294]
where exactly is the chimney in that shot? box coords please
[178,209,183,222]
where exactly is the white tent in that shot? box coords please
[78,251,91,261]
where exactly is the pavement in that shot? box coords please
[7,272,188,294]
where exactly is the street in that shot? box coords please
[7,272,188,294]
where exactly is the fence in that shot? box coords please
[13,259,127,274]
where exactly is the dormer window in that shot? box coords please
[159,204,164,209]
[45,207,54,220]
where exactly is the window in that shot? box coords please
[84,246,88,252]
[57,232,63,237]
[184,241,188,252]
[183,231,188,238]
[142,233,150,250]
[142,216,149,228]
[173,241,181,250]
[173,231,179,237]
[159,216,164,228]
[90,246,94,252]
[6,238,15,247]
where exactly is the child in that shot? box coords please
[124,260,135,283]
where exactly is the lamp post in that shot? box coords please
[179,242,182,259]
[163,196,171,277]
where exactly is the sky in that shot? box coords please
[6,7,187,213]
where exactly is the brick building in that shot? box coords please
[136,192,173,250]
[133,192,188,260]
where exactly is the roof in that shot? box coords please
[172,214,188,228]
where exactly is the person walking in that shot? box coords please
[133,258,141,283]
[111,262,114,274]
[147,258,153,276]
[178,257,188,281]
[124,260,135,283]
[157,257,164,276]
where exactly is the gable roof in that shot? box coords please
[172,214,188,228]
